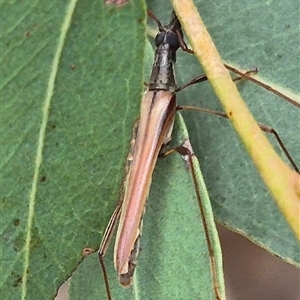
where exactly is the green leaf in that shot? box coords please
[1,1,146,299]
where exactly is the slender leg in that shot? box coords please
[160,141,223,300]
[175,75,208,92]
[177,141,223,300]
[231,67,258,82]
[224,64,300,108]
[98,201,123,300]
[175,68,257,93]
[177,105,299,173]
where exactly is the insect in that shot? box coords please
[97,10,225,300]
[96,9,299,300]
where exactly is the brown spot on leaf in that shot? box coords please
[13,277,22,287]
[82,247,95,257]
[13,219,20,226]
[105,0,129,6]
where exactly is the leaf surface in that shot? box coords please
[1,1,146,299]
[1,0,299,300]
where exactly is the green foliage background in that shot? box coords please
[1,0,299,299]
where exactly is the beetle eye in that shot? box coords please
[155,31,180,50]
[155,32,165,47]
[166,33,179,50]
